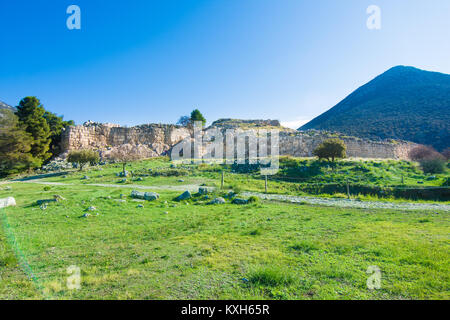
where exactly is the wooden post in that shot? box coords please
[265,175,268,194]
[401,175,404,185]
[346,179,350,199]
[221,171,224,189]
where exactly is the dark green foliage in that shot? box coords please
[67,150,100,171]
[43,111,74,157]
[420,158,446,174]
[0,109,38,177]
[190,109,206,126]
[15,97,52,163]
[301,66,450,151]
[313,138,347,162]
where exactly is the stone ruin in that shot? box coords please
[60,119,417,161]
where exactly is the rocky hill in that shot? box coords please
[0,101,15,112]
[300,66,450,151]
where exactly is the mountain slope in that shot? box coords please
[300,66,450,151]
[0,101,15,112]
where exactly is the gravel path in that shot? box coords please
[242,192,450,212]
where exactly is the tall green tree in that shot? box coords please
[0,109,38,177]
[190,109,206,126]
[15,97,52,163]
[44,110,75,156]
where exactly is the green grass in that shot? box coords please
[0,182,449,300]
[19,156,448,202]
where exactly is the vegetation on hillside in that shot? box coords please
[0,97,74,177]
[300,66,450,151]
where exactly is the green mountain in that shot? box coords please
[300,66,450,151]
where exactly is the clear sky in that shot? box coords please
[1,0,449,128]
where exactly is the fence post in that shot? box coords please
[265,175,268,194]
[221,171,224,189]
[347,179,351,199]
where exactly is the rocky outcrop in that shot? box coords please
[61,122,190,159]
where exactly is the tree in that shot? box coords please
[44,111,74,157]
[108,147,142,176]
[313,139,347,162]
[67,150,99,171]
[0,109,38,177]
[420,158,446,174]
[409,145,443,162]
[177,116,191,127]
[190,109,206,126]
[15,97,51,164]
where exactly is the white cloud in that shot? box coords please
[280,117,311,130]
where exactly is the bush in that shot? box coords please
[247,196,259,203]
[420,159,446,174]
[409,145,443,162]
[313,139,346,162]
[67,150,99,171]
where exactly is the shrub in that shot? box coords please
[420,158,446,174]
[247,196,259,203]
[67,149,99,171]
[313,139,346,162]
[409,145,443,162]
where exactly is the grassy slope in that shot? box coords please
[36,157,449,203]
[0,182,449,300]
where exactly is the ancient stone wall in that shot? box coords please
[61,122,417,160]
[61,122,191,159]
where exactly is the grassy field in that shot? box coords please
[0,178,449,299]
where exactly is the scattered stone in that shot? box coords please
[137,204,144,208]
[36,199,57,206]
[208,197,226,205]
[170,164,177,168]
[54,195,66,202]
[174,191,191,202]
[120,178,127,183]
[82,176,90,180]
[40,204,47,211]
[131,190,160,201]
[178,179,185,183]
[198,187,209,195]
[0,197,16,209]
[81,213,91,218]
[87,206,97,211]
[417,181,424,184]
[227,191,237,199]
[118,171,129,177]
[136,177,144,181]
[4,186,12,191]
[164,211,169,215]
[426,176,437,181]
[232,198,249,205]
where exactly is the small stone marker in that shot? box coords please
[0,197,16,209]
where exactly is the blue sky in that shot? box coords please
[1,0,449,128]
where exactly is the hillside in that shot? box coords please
[0,101,15,112]
[300,66,450,151]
